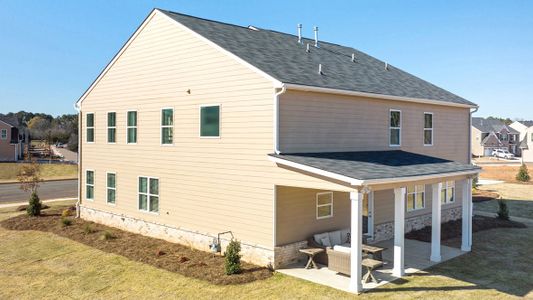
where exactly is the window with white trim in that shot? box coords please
[86,113,94,143]
[86,170,94,200]
[107,172,116,204]
[424,113,433,146]
[161,109,173,144]
[406,185,425,211]
[138,176,159,213]
[107,112,116,143]
[127,111,137,144]
[390,110,401,146]
[0,129,7,140]
[441,181,455,204]
[316,192,333,219]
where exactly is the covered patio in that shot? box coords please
[270,150,480,293]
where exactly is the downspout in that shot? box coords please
[74,102,82,218]
[274,85,287,154]
[469,106,479,164]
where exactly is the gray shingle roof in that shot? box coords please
[159,9,476,107]
[517,120,533,128]
[472,117,519,134]
[0,115,18,127]
[269,151,479,181]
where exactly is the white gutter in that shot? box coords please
[469,106,479,164]
[283,83,478,109]
[74,103,81,218]
[274,85,287,154]
[269,156,480,187]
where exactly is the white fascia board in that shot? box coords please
[283,83,478,109]
[0,119,14,128]
[359,169,481,186]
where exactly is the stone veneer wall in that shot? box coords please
[373,206,463,242]
[273,240,308,268]
[79,206,274,267]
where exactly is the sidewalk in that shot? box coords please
[0,197,77,209]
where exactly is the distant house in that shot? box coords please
[0,116,24,161]
[471,117,519,157]
[510,120,533,162]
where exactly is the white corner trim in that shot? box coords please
[283,83,478,109]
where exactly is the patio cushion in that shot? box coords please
[313,232,329,245]
[340,228,350,243]
[328,230,342,246]
[321,237,332,247]
[333,244,351,253]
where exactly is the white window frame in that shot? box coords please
[389,109,402,147]
[424,112,434,146]
[106,171,116,205]
[406,185,425,211]
[0,129,7,140]
[160,107,174,146]
[86,112,95,143]
[85,169,95,201]
[441,181,455,204]
[126,110,138,144]
[316,191,334,220]
[138,176,160,214]
[107,111,116,144]
[199,104,221,139]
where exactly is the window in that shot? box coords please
[107,112,116,143]
[138,176,159,213]
[0,129,7,140]
[501,132,508,141]
[406,185,425,211]
[200,105,220,137]
[441,181,455,204]
[86,113,94,143]
[127,111,137,144]
[389,110,401,146]
[316,192,333,219]
[107,172,116,204]
[161,108,173,144]
[424,113,433,146]
[86,170,94,200]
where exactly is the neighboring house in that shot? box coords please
[0,116,23,161]
[510,120,533,162]
[471,117,520,157]
[75,9,480,293]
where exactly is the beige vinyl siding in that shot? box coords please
[279,90,470,163]
[276,186,350,246]
[80,12,279,248]
[0,122,15,161]
[471,127,484,156]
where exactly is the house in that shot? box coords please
[510,120,533,162]
[0,116,24,161]
[471,117,520,157]
[75,9,480,293]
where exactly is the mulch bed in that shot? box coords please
[472,189,500,202]
[405,215,526,243]
[0,209,272,285]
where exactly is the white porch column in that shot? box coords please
[349,191,363,293]
[393,187,406,277]
[430,183,442,262]
[461,178,473,251]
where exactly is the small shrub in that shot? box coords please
[100,231,115,241]
[497,199,510,221]
[84,224,95,234]
[516,164,531,182]
[472,175,479,190]
[224,239,242,275]
[61,217,72,227]
[26,192,41,216]
[61,209,72,218]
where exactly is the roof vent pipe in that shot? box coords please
[313,26,319,48]
[385,62,389,70]
[318,64,323,75]
[351,53,356,62]
[306,43,310,53]
[297,24,302,44]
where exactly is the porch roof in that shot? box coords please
[269,150,480,185]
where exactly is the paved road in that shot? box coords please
[0,179,77,204]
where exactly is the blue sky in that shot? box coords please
[1,0,532,119]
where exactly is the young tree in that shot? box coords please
[17,152,43,216]
[516,164,531,182]
[224,240,242,275]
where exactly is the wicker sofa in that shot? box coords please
[307,229,369,271]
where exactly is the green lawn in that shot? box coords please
[0,163,77,183]
[0,203,531,299]
[475,183,533,220]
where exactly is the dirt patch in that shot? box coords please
[0,210,272,285]
[405,215,526,243]
[473,189,500,202]
[480,165,533,184]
